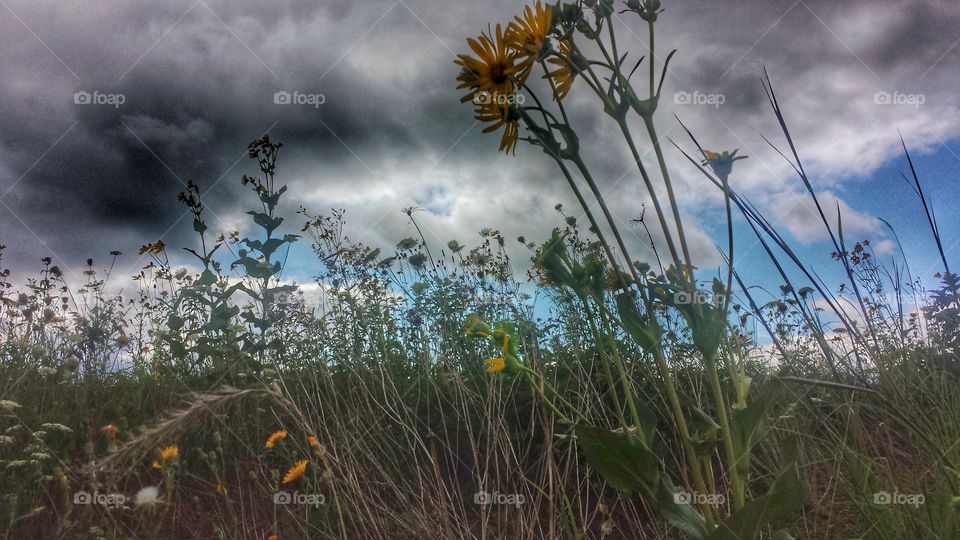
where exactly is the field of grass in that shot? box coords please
[2,1,959,539]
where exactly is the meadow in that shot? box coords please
[1,1,959,538]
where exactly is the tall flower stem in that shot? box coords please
[704,351,742,510]
[582,300,629,430]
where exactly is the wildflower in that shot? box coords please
[507,2,553,81]
[483,357,506,373]
[282,459,308,484]
[37,366,57,377]
[268,536,279,540]
[41,423,72,434]
[455,25,518,107]
[701,149,747,179]
[456,25,524,154]
[265,430,288,449]
[100,424,119,440]
[544,39,579,100]
[134,486,162,507]
[474,102,521,154]
[307,435,320,448]
[0,400,21,412]
[215,483,227,496]
[160,445,178,461]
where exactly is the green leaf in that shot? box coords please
[706,463,802,540]
[731,392,773,478]
[197,269,217,287]
[574,424,659,493]
[615,291,661,353]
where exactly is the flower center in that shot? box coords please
[490,62,508,84]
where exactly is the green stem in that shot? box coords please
[705,352,742,510]
[640,114,694,276]
[652,346,716,527]
[583,300,629,431]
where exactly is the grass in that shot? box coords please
[2,1,959,539]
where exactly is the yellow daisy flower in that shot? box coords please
[507,2,553,82]
[455,24,519,106]
[545,39,577,101]
[282,459,308,484]
[475,102,521,154]
[456,25,526,154]
[265,429,287,449]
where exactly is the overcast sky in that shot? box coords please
[1,0,958,297]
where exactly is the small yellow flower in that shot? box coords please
[282,459,308,484]
[160,445,179,461]
[483,357,506,373]
[700,149,748,179]
[307,435,320,448]
[215,483,227,496]
[151,460,162,470]
[265,429,288,449]
[100,424,119,440]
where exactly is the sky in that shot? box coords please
[1,0,958,312]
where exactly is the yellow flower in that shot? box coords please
[100,424,118,440]
[282,459,308,484]
[545,39,576,101]
[700,149,748,178]
[483,357,506,373]
[507,2,553,82]
[160,445,178,461]
[455,24,518,106]
[215,483,227,496]
[151,460,162,470]
[307,435,320,448]
[265,429,288,449]
[475,103,521,154]
[456,25,525,154]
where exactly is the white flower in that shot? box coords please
[0,436,13,446]
[37,367,57,377]
[0,400,21,412]
[134,486,163,507]
[41,423,72,434]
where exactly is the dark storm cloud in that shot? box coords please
[0,0,958,279]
